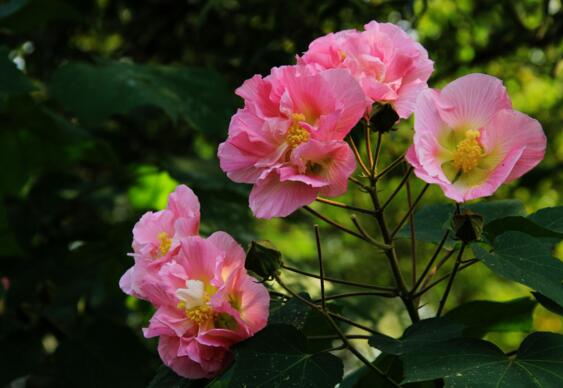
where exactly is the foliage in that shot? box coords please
[0,0,562,387]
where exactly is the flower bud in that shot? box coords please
[370,104,399,133]
[452,210,484,243]
[245,240,283,281]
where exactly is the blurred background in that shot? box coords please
[0,0,561,386]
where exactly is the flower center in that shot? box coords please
[176,279,217,325]
[286,113,310,148]
[157,232,172,257]
[453,130,483,173]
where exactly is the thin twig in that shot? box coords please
[391,183,430,237]
[281,265,395,292]
[315,225,326,311]
[365,122,374,170]
[350,214,392,251]
[348,136,371,176]
[411,230,450,293]
[381,167,413,210]
[406,174,417,287]
[372,130,383,176]
[316,197,373,215]
[275,275,379,335]
[375,154,405,180]
[413,259,478,299]
[313,291,397,303]
[368,186,419,323]
[437,243,467,316]
[325,314,401,388]
[349,176,369,190]
[303,206,371,243]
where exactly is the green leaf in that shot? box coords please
[399,200,525,245]
[148,365,204,388]
[532,292,563,316]
[369,318,466,355]
[269,294,311,330]
[215,324,344,388]
[401,332,563,387]
[473,231,563,308]
[444,298,537,335]
[529,206,563,233]
[269,294,342,353]
[49,60,236,138]
[483,206,563,244]
[0,46,34,97]
[0,101,93,196]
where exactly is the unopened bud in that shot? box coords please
[452,210,484,243]
[245,240,283,281]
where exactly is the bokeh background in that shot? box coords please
[0,0,562,386]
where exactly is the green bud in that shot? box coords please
[452,210,484,243]
[245,240,283,281]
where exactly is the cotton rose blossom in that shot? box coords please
[218,64,366,219]
[119,184,200,303]
[298,20,434,118]
[142,233,270,379]
[406,73,546,202]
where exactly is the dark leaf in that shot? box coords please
[473,232,563,307]
[444,298,536,335]
[213,324,344,388]
[49,61,236,138]
[532,292,563,316]
[402,332,563,387]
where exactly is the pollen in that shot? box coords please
[286,113,310,148]
[453,130,483,173]
[157,232,172,257]
[185,304,214,325]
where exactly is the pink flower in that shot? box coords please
[142,234,270,379]
[406,73,546,202]
[120,184,200,302]
[218,65,365,218]
[298,21,434,118]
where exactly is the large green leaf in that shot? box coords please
[399,200,525,245]
[401,332,563,387]
[0,46,35,97]
[484,206,563,244]
[473,232,563,308]
[529,206,563,233]
[213,324,343,388]
[49,60,236,138]
[369,318,466,355]
[444,298,536,335]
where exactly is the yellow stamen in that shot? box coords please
[452,130,483,173]
[157,232,172,256]
[286,113,310,148]
[338,49,347,61]
[185,304,214,325]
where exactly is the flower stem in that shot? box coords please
[437,244,466,316]
[281,265,395,291]
[316,197,373,215]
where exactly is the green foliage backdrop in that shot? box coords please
[0,0,561,386]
